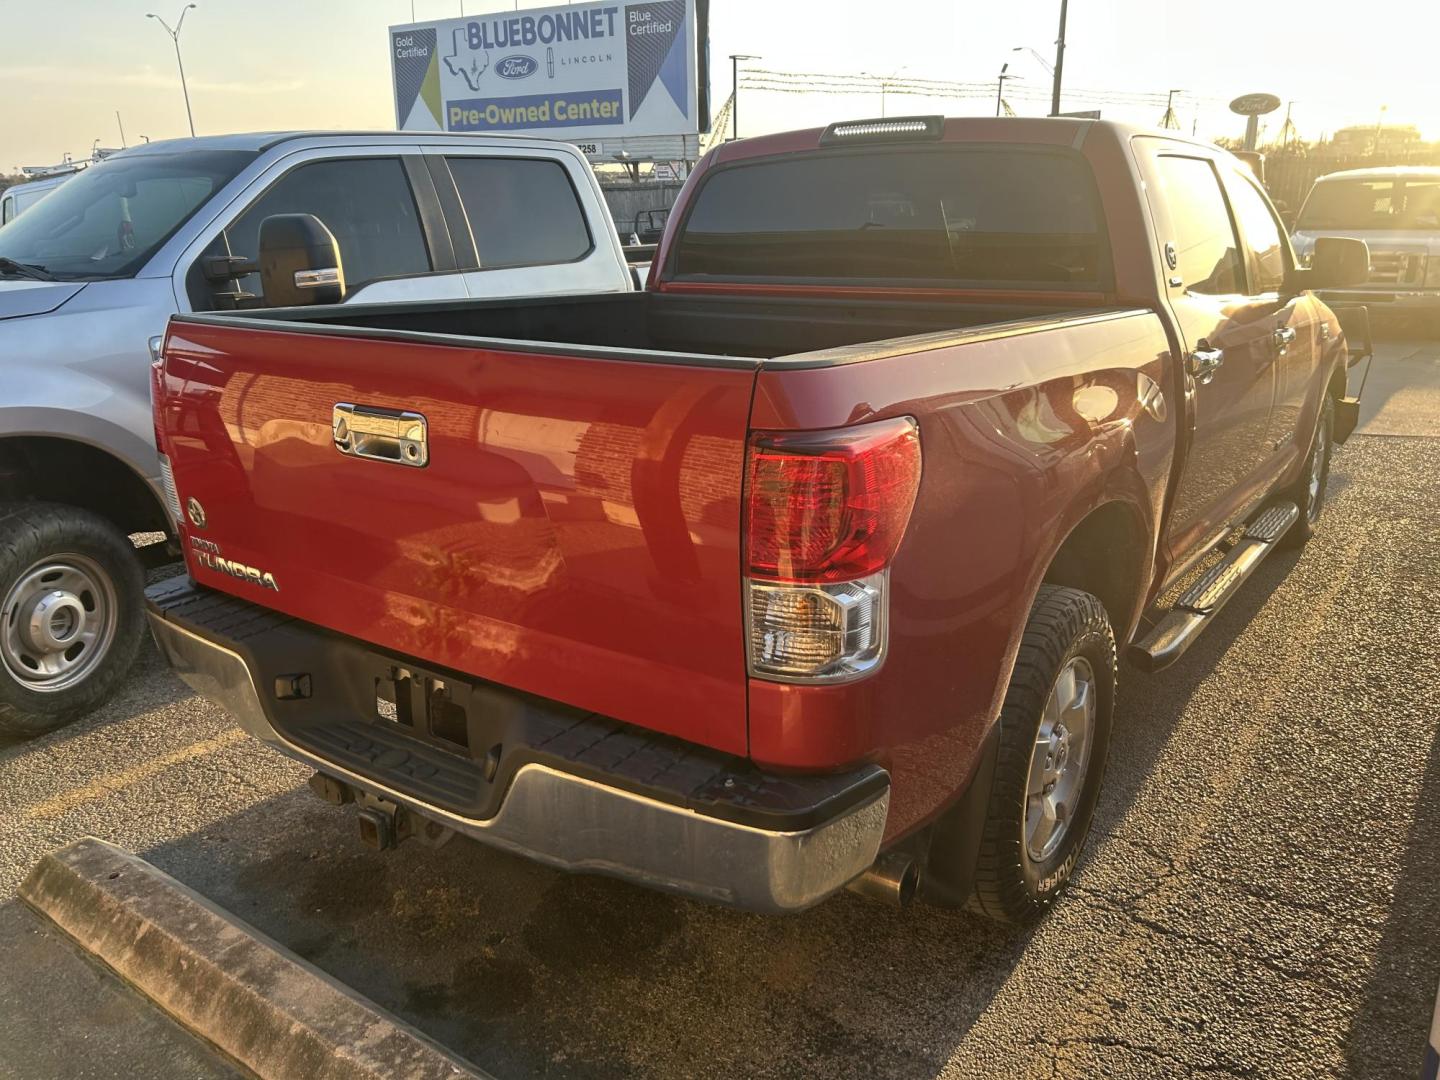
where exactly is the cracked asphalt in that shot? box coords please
[1,340,1437,1079]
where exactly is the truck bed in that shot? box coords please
[182,289,1104,368]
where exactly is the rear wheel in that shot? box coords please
[0,503,144,737]
[1281,394,1334,548]
[968,585,1116,925]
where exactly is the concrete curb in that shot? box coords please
[20,837,492,1080]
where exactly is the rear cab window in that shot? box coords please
[446,156,593,269]
[669,146,1108,289]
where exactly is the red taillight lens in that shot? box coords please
[745,417,921,583]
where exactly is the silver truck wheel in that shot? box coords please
[2,554,119,693]
[1023,656,1096,864]
[968,584,1115,925]
[0,503,144,737]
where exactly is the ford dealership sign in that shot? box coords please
[390,0,700,143]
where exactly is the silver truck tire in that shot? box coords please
[968,584,1116,925]
[0,503,145,737]
[1281,394,1335,549]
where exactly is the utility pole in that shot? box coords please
[1050,0,1068,116]
[146,5,198,138]
[1160,89,1183,130]
[729,54,759,140]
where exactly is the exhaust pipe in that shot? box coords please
[846,851,919,907]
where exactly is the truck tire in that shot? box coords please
[968,584,1115,925]
[1280,393,1335,549]
[0,503,145,737]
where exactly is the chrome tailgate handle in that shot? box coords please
[333,403,428,467]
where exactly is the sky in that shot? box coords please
[3,0,1439,170]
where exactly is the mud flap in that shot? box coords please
[917,724,1001,907]
[1334,397,1361,444]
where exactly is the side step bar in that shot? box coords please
[1129,501,1300,672]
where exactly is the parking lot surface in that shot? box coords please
[1,340,1437,1079]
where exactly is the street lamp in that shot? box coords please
[1011,46,1053,76]
[995,64,1021,117]
[729,54,759,140]
[146,5,198,138]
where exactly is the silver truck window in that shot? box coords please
[218,157,431,300]
[0,150,254,280]
[446,157,592,269]
[1297,176,1440,231]
[1154,156,1242,296]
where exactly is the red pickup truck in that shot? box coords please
[146,117,1369,923]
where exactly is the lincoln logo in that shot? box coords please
[496,54,538,79]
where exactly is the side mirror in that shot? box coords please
[257,213,345,307]
[1309,236,1370,289]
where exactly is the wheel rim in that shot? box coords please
[1024,656,1096,864]
[1,554,118,693]
[1307,416,1329,524]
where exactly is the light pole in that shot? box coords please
[995,64,1020,117]
[729,54,759,140]
[146,5,198,138]
[1050,0,1068,116]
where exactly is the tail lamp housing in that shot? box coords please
[149,342,183,529]
[744,417,921,684]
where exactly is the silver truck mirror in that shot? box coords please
[258,213,345,307]
[1309,236,1370,290]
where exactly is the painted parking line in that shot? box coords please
[21,729,246,820]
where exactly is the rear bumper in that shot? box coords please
[145,579,888,913]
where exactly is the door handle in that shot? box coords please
[333,403,428,467]
[1274,326,1297,352]
[1187,346,1225,385]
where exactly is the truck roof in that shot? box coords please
[1312,164,1440,183]
[704,116,1217,167]
[111,129,556,158]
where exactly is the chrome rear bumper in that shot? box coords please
[146,609,888,913]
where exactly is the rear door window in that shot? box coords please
[670,148,1106,287]
[446,157,592,268]
[1153,156,1243,295]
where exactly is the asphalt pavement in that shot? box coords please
[1,340,1437,1080]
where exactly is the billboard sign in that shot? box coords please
[390,1,698,142]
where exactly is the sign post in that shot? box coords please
[390,0,702,164]
[1229,93,1282,151]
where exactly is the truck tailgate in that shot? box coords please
[158,318,758,755]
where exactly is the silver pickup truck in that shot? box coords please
[0,130,634,736]
[1291,166,1440,327]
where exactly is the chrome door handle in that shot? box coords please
[1187,346,1225,385]
[1274,326,1297,352]
[333,403,428,467]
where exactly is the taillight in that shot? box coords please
[149,339,182,528]
[744,417,920,683]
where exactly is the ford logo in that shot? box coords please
[496,55,538,80]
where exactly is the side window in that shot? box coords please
[1228,175,1288,293]
[447,157,591,269]
[210,158,430,306]
[1155,156,1243,295]
[1,196,11,225]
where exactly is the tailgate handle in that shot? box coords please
[333,403,428,467]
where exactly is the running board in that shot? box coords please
[1129,502,1300,673]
